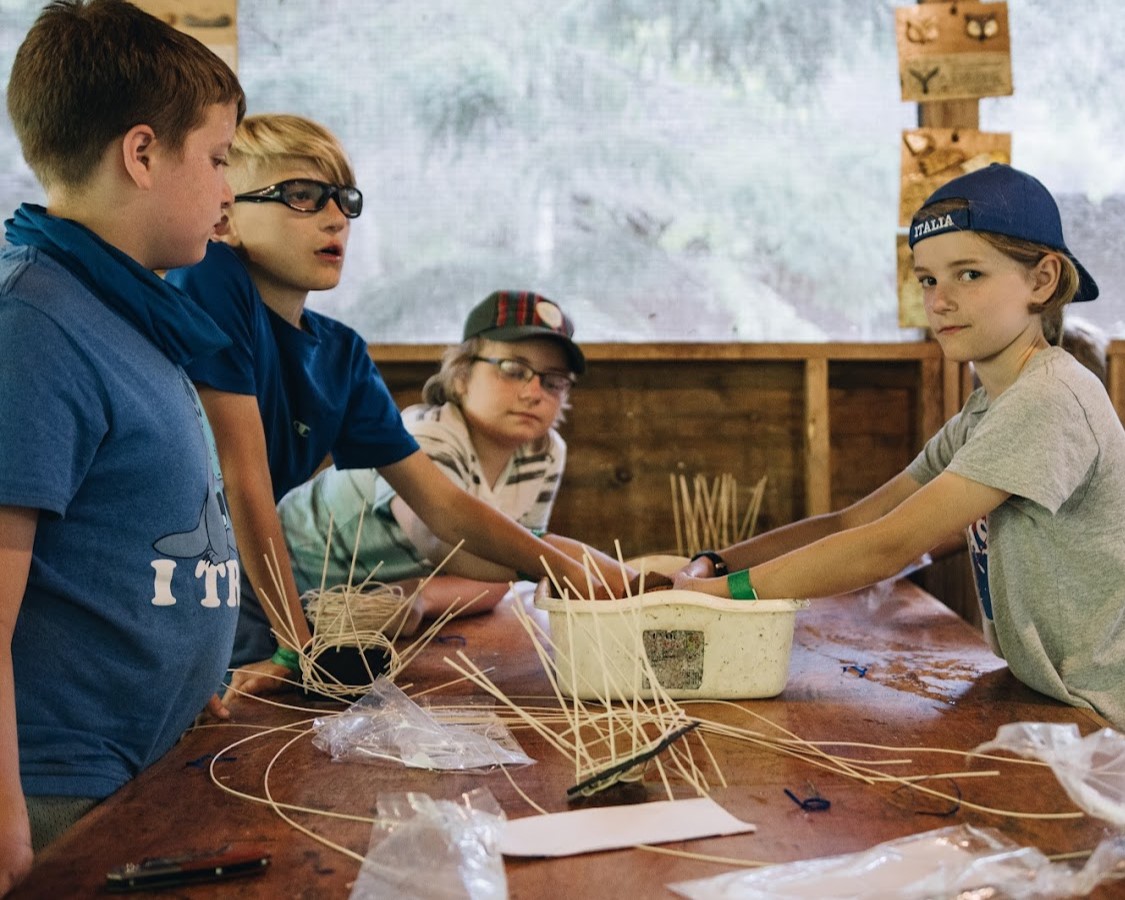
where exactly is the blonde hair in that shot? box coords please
[976,231,1080,319]
[422,338,481,407]
[422,337,570,434]
[226,114,355,192]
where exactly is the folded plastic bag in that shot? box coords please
[312,676,533,772]
[350,788,507,900]
[973,722,1125,828]
[668,824,1125,899]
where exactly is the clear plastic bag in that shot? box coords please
[668,824,1125,899]
[350,788,508,900]
[312,677,533,772]
[973,722,1125,828]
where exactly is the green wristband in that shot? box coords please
[727,569,758,601]
[271,645,302,673]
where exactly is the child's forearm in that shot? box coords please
[197,388,311,656]
[408,576,509,618]
[393,495,625,586]
[1,650,32,895]
[718,471,927,573]
[225,490,311,653]
[542,534,630,579]
[720,512,845,571]
[0,506,35,891]
[488,519,625,593]
[680,521,920,601]
[445,492,629,595]
[741,512,927,600]
[245,538,310,651]
[389,496,514,581]
[389,454,630,595]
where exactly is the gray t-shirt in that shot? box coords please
[279,402,566,593]
[907,347,1125,727]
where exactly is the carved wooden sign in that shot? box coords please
[896,1,1012,102]
[899,128,1011,226]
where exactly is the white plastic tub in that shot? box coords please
[533,589,808,701]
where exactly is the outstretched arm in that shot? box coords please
[391,495,632,585]
[197,387,309,700]
[389,494,515,582]
[679,470,1004,600]
[721,471,925,571]
[391,575,511,622]
[0,506,36,896]
[382,451,632,597]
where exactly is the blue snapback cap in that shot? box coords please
[908,164,1098,302]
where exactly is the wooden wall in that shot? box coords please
[372,339,1125,625]
[371,341,983,621]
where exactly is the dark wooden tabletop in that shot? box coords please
[14,580,1117,899]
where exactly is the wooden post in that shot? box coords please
[918,99,979,130]
[803,358,831,516]
[919,356,944,441]
[915,0,982,430]
[915,0,981,128]
[1107,339,1125,426]
[907,1,986,621]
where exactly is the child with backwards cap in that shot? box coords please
[0,0,244,883]
[677,164,1125,728]
[279,290,592,622]
[166,115,630,701]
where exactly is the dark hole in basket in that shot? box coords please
[302,645,391,699]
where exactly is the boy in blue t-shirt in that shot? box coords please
[167,114,629,697]
[0,0,245,886]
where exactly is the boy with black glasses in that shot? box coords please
[167,115,629,700]
[0,0,244,885]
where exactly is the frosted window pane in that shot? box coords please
[1,0,1120,343]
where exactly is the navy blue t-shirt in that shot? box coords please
[166,243,418,665]
[167,242,419,502]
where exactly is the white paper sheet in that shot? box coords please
[500,796,755,857]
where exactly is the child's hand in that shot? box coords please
[626,571,674,594]
[672,570,731,598]
[221,659,299,705]
[202,693,230,721]
[0,804,33,897]
[597,564,640,599]
[681,554,721,579]
[378,593,424,637]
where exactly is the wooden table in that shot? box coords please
[15,581,1116,898]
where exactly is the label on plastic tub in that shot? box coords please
[642,629,704,690]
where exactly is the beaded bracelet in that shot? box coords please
[727,568,758,601]
[270,645,302,673]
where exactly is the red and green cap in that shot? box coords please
[463,290,586,374]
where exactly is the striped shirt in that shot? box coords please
[278,402,565,592]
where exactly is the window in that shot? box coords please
[2,0,1120,343]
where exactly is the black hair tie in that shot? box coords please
[689,550,729,576]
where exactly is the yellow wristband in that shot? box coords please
[727,569,758,601]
